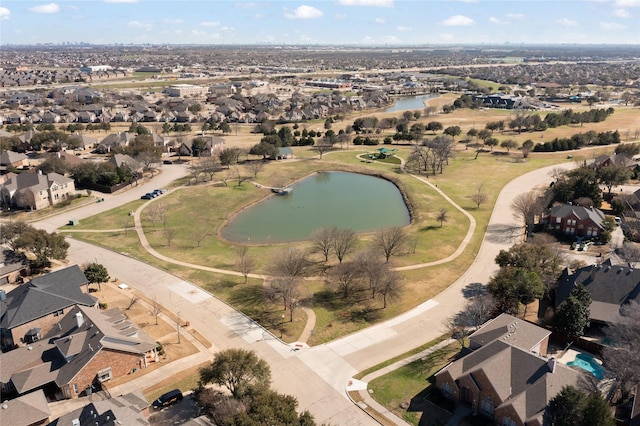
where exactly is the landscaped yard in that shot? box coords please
[367,342,461,425]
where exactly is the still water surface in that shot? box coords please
[221,172,410,244]
[384,94,434,113]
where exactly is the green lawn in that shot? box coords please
[368,342,461,425]
[69,144,570,343]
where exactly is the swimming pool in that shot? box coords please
[567,353,606,380]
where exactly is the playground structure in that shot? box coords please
[366,147,398,161]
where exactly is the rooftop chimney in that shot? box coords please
[547,357,557,373]
[75,312,84,328]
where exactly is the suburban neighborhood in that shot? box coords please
[1,40,640,426]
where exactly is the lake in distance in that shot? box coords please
[221,171,411,244]
[384,94,434,113]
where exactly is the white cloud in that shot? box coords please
[375,17,386,24]
[396,26,412,31]
[0,7,10,20]
[104,0,138,3]
[614,0,639,6]
[489,17,507,24]
[200,21,220,27]
[163,19,183,25]
[128,20,152,30]
[338,0,394,7]
[506,13,524,19]
[29,3,60,14]
[612,8,631,17]
[556,17,578,26]
[336,13,347,19]
[441,15,475,26]
[384,35,400,43]
[600,21,627,29]
[284,5,323,19]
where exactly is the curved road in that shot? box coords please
[33,161,570,425]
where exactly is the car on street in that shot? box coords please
[152,389,183,410]
[152,189,164,196]
[141,193,154,200]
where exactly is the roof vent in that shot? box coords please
[2,404,8,410]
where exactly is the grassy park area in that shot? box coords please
[64,97,639,344]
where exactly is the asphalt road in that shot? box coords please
[33,161,573,425]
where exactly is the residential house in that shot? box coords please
[108,153,142,174]
[0,150,29,169]
[0,304,158,400]
[0,389,50,426]
[555,259,640,325]
[0,251,29,285]
[547,204,606,238]
[0,265,97,351]
[435,314,582,426]
[192,136,225,157]
[0,171,76,210]
[592,153,636,170]
[96,132,135,153]
[48,391,150,425]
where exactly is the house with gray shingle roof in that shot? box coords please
[435,314,583,426]
[0,389,51,426]
[0,304,157,400]
[0,150,29,169]
[48,391,150,426]
[547,203,606,238]
[0,265,96,351]
[0,171,75,210]
[556,259,640,325]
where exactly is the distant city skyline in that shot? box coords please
[1,0,639,46]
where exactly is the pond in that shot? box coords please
[384,94,435,113]
[221,171,410,244]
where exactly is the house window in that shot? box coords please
[53,309,64,317]
[503,417,516,426]
[480,397,494,417]
[568,219,576,226]
[441,382,452,398]
[97,367,112,382]
[556,217,561,224]
[73,383,79,394]
[54,194,59,200]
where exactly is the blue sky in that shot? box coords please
[1,0,639,46]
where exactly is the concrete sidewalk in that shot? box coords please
[348,339,455,426]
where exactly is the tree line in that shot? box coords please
[533,130,621,152]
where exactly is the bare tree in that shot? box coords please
[375,268,403,309]
[437,209,448,227]
[192,230,209,248]
[445,316,468,348]
[354,250,384,296]
[152,297,162,325]
[235,246,256,284]
[126,295,139,311]
[326,262,359,298]
[312,137,335,159]
[163,227,177,247]
[201,155,221,181]
[332,228,358,264]
[155,201,169,228]
[311,226,336,263]
[145,205,159,226]
[373,226,406,263]
[511,190,544,240]
[471,184,489,210]
[269,247,309,278]
[246,160,265,178]
[190,161,203,184]
[267,275,301,322]
[602,301,640,400]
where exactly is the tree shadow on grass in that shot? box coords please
[228,284,266,309]
[420,225,439,232]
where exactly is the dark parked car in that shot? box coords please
[152,189,164,195]
[152,389,183,409]
[163,159,173,164]
[141,193,154,200]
